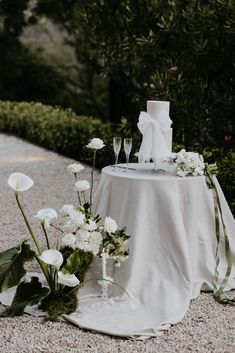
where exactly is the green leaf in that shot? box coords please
[62,250,82,274]
[0,277,49,317]
[0,241,35,293]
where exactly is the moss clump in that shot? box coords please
[39,291,78,321]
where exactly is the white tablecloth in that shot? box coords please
[64,163,235,338]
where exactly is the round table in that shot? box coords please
[68,163,235,338]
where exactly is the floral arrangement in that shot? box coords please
[168,149,205,177]
[0,138,130,320]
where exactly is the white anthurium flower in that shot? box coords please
[86,138,105,150]
[58,272,80,287]
[67,163,84,174]
[39,249,63,269]
[60,204,75,217]
[69,209,85,225]
[34,208,57,228]
[74,180,90,192]
[62,233,77,249]
[104,216,118,235]
[8,172,34,192]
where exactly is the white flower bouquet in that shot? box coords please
[168,149,205,177]
[0,138,130,320]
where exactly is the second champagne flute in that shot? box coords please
[124,138,132,172]
[113,137,122,170]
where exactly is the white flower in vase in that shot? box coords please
[60,204,75,216]
[8,172,34,192]
[39,249,63,269]
[67,163,84,174]
[86,138,105,150]
[62,233,77,249]
[34,208,57,228]
[74,180,90,192]
[104,216,118,235]
[58,272,80,287]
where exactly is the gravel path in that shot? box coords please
[0,133,234,353]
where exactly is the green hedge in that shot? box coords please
[0,101,234,216]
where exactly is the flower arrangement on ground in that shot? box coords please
[0,138,130,320]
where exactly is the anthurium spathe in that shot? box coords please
[58,272,80,287]
[39,250,63,269]
[8,172,34,192]
[34,208,57,228]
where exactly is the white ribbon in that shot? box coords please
[137,111,172,162]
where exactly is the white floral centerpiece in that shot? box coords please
[0,138,130,320]
[168,149,205,177]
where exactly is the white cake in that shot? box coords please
[137,100,173,162]
[146,100,172,154]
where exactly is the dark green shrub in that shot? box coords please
[0,101,141,168]
[0,100,234,216]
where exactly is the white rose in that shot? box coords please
[104,216,118,235]
[177,170,187,177]
[62,233,77,249]
[69,209,85,225]
[67,163,84,174]
[82,219,97,231]
[77,229,90,241]
[86,138,105,150]
[63,220,78,233]
[74,180,90,192]
[60,204,75,216]
[58,272,80,287]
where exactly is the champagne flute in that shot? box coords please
[113,137,122,170]
[124,138,132,172]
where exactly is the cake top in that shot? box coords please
[147,100,170,118]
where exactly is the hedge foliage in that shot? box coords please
[0,101,234,216]
[0,101,141,169]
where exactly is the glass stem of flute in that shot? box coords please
[115,153,118,169]
[126,155,129,172]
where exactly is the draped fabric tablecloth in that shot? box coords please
[1,163,234,338]
[63,163,235,338]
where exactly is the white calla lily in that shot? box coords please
[39,249,63,269]
[8,172,34,192]
[34,208,57,228]
[58,272,80,287]
[35,208,58,221]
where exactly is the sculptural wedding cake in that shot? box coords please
[137,100,172,162]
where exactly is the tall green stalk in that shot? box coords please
[90,150,96,208]
[15,193,42,254]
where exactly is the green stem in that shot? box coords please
[15,193,42,255]
[90,150,96,209]
[41,222,51,249]
[35,255,53,291]
[74,174,82,206]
